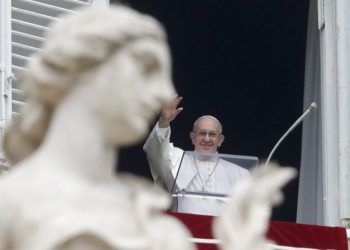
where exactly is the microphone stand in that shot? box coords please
[264,102,317,167]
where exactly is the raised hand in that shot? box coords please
[158,95,183,128]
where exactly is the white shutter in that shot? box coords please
[0,1,12,167]
[11,0,109,116]
[0,0,109,169]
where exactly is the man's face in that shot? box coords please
[189,117,225,153]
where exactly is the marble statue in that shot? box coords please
[213,164,296,250]
[0,5,194,250]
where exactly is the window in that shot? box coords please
[0,0,109,168]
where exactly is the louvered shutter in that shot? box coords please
[0,0,109,168]
[11,0,109,116]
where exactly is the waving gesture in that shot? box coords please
[158,96,183,128]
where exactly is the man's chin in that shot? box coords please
[197,147,216,153]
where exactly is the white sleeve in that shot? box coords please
[143,122,182,191]
[156,126,169,139]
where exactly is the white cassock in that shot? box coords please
[143,123,249,216]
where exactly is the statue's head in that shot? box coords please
[4,5,175,164]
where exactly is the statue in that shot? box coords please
[213,164,296,250]
[0,5,194,250]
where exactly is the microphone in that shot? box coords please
[264,102,317,167]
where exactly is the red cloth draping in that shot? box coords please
[168,212,348,250]
[267,221,348,250]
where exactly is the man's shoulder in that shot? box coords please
[219,159,249,174]
[169,145,184,157]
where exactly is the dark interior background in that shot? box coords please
[113,0,310,222]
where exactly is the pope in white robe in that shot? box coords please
[143,96,249,216]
